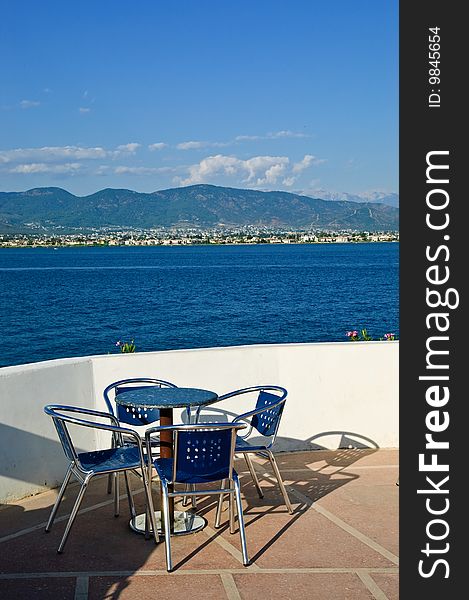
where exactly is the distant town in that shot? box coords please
[0,227,399,248]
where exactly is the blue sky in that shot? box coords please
[0,1,398,196]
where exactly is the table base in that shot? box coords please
[130,511,207,536]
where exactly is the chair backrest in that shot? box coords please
[251,388,287,438]
[149,423,245,484]
[103,378,177,425]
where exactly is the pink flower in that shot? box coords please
[346,330,358,338]
[384,333,395,340]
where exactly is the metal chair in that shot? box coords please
[103,377,178,432]
[145,422,250,571]
[103,378,178,496]
[43,404,150,553]
[193,386,293,520]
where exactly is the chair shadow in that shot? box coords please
[173,439,370,566]
[179,406,382,566]
[0,470,152,600]
[0,418,381,590]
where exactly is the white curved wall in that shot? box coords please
[0,341,398,503]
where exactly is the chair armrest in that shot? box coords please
[45,404,120,427]
[216,386,272,402]
[44,405,141,445]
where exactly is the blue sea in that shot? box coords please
[0,243,399,368]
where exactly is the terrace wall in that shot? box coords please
[0,341,398,503]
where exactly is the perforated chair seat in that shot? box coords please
[78,446,143,474]
[235,436,269,453]
[153,457,239,485]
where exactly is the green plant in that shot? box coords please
[346,329,398,341]
[115,339,136,353]
[360,328,373,341]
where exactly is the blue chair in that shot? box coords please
[43,404,150,553]
[103,378,178,497]
[193,386,293,520]
[103,378,178,431]
[145,423,249,571]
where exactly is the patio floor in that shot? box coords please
[0,449,399,599]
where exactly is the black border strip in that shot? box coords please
[400,1,463,594]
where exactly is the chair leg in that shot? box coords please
[113,472,120,517]
[244,453,264,499]
[233,475,250,566]
[229,488,235,534]
[215,480,225,528]
[57,476,90,553]
[267,450,293,514]
[107,435,116,494]
[123,471,136,520]
[144,467,160,544]
[161,482,173,571]
[45,463,73,532]
[182,483,190,507]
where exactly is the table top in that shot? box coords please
[115,386,218,410]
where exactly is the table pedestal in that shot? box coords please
[130,511,207,536]
[129,407,206,536]
[115,386,218,537]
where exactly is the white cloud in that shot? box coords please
[148,142,167,151]
[235,135,262,142]
[175,131,311,150]
[256,163,288,185]
[114,166,173,175]
[178,152,324,187]
[292,154,324,173]
[268,130,309,139]
[179,154,290,186]
[176,140,229,150]
[79,107,91,114]
[20,100,40,109]
[177,141,205,150]
[0,145,108,163]
[242,156,289,184]
[116,142,141,153]
[94,165,110,175]
[235,130,310,142]
[9,162,82,174]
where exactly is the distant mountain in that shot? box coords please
[307,189,399,208]
[0,184,399,233]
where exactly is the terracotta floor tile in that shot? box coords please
[0,577,76,600]
[0,450,399,598]
[89,575,227,600]
[215,501,396,569]
[369,572,399,600]
[233,572,374,600]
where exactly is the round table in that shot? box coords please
[115,386,219,536]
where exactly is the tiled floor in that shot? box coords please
[0,449,399,599]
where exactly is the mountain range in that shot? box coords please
[308,190,399,208]
[0,184,399,233]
